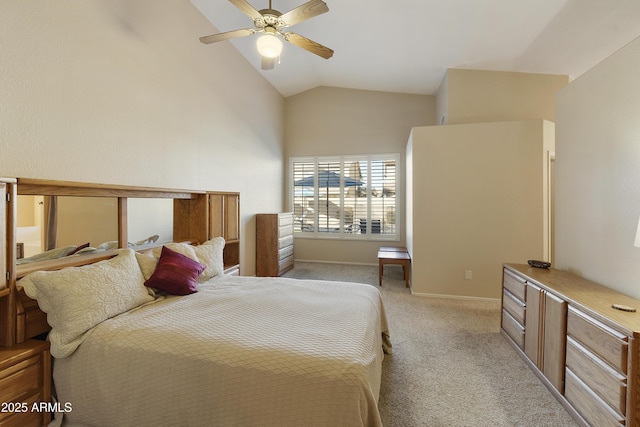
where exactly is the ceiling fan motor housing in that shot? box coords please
[255,9,286,30]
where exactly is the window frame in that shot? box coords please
[289,154,400,241]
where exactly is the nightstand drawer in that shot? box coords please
[0,393,41,426]
[0,355,41,400]
[0,340,50,427]
[567,307,628,374]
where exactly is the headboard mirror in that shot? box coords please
[127,198,174,246]
[17,195,119,260]
[14,178,203,277]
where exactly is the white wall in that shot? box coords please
[285,86,435,264]
[0,0,286,275]
[555,36,640,297]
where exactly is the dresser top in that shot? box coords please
[505,263,640,336]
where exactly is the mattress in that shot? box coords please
[52,275,391,426]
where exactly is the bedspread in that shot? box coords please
[52,275,391,427]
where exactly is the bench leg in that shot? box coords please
[404,262,410,288]
[378,262,383,286]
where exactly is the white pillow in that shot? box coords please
[20,248,154,358]
[192,237,225,282]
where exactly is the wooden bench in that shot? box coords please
[377,247,411,287]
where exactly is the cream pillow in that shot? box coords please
[192,237,225,282]
[20,248,154,358]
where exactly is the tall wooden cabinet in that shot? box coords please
[256,213,294,277]
[501,263,640,427]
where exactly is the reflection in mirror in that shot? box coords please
[127,198,173,248]
[16,195,119,264]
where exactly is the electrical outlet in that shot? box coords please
[464,270,472,280]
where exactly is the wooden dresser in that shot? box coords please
[501,263,640,427]
[256,213,294,277]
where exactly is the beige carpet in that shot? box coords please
[284,261,578,427]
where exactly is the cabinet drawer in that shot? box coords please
[278,234,294,249]
[278,213,293,226]
[0,356,41,401]
[278,255,294,274]
[566,337,626,416]
[278,245,293,261]
[565,368,625,427]
[503,289,525,325]
[0,393,41,427]
[503,269,526,301]
[278,225,293,238]
[567,307,628,374]
[502,309,524,349]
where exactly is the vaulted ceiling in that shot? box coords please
[192,0,640,97]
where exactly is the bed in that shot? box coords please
[18,240,391,427]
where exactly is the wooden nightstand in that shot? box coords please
[0,340,51,427]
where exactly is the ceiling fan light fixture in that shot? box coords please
[256,32,282,58]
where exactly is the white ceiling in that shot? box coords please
[191,0,640,97]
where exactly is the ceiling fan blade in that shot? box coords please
[229,0,263,21]
[284,32,334,59]
[280,0,329,26]
[261,56,275,70]
[199,28,255,44]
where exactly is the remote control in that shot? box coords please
[528,260,551,269]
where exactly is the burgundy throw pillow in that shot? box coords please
[144,245,205,295]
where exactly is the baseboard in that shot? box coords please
[294,259,378,267]
[410,291,501,304]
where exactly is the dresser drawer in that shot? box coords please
[278,234,294,249]
[502,309,524,349]
[503,289,525,325]
[278,213,293,226]
[278,225,293,238]
[503,269,526,302]
[566,337,626,416]
[565,368,625,427]
[567,307,628,374]
[278,255,294,274]
[278,245,293,261]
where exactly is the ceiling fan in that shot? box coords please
[199,0,334,70]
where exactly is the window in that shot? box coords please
[290,154,399,240]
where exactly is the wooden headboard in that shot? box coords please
[1,178,241,346]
